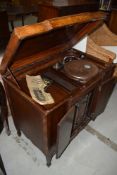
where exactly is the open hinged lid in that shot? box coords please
[0,11,107,75]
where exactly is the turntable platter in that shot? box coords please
[64,60,99,83]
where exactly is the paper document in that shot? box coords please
[26,75,54,105]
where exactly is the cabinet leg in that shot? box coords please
[14,122,21,137]
[0,155,7,175]
[0,82,10,136]
[17,130,21,137]
[1,106,11,136]
[4,119,11,136]
[46,155,52,167]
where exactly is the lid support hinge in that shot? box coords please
[7,68,21,89]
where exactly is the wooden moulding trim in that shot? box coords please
[14,12,106,40]
[50,12,106,28]
[0,12,107,75]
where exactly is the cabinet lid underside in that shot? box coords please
[0,12,106,75]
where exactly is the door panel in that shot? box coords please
[72,97,88,131]
[72,94,91,134]
[56,106,75,158]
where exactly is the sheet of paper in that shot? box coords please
[26,75,54,105]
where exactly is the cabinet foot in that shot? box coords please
[4,119,11,136]
[46,156,52,167]
[17,130,21,137]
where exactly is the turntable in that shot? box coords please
[53,50,99,84]
[64,58,99,83]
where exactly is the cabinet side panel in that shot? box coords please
[89,77,116,120]
[4,80,46,154]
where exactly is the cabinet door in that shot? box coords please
[56,106,75,158]
[72,94,91,135]
[89,77,116,120]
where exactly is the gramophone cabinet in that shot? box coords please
[0,12,116,166]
